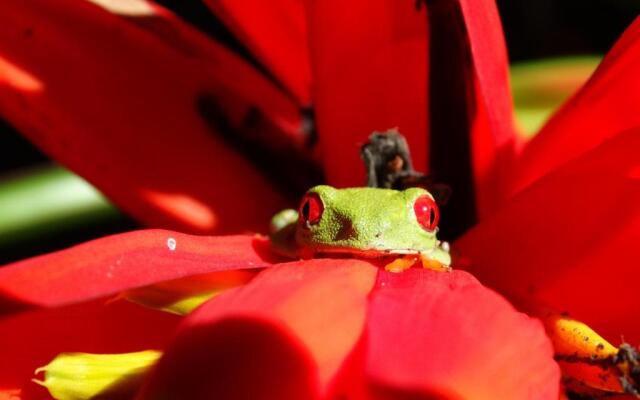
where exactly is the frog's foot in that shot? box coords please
[419,253,451,272]
[384,255,418,273]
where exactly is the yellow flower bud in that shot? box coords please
[34,350,161,400]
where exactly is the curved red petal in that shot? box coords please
[308,0,429,188]
[510,16,640,195]
[139,259,377,399]
[0,299,180,400]
[0,230,276,314]
[0,0,300,233]
[458,0,519,216]
[457,129,640,343]
[341,269,559,399]
[203,0,311,104]
[309,0,516,220]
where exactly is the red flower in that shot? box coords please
[0,232,558,399]
[0,1,639,399]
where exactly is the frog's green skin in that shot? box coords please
[270,185,451,267]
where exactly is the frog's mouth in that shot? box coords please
[306,245,421,259]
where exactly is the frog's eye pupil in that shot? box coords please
[414,195,439,231]
[299,193,323,225]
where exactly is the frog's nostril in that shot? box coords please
[333,215,356,241]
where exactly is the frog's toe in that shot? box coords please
[420,254,451,272]
[440,241,450,252]
[384,256,418,273]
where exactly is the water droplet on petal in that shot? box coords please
[167,237,177,251]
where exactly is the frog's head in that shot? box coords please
[294,185,441,256]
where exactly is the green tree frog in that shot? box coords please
[270,185,451,272]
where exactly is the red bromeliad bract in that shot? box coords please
[0,0,639,399]
[0,234,559,399]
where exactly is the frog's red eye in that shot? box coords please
[414,195,439,231]
[299,193,324,225]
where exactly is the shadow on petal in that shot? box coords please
[139,318,318,399]
[203,0,311,104]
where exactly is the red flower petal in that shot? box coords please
[0,299,180,400]
[203,0,311,104]
[456,0,519,217]
[346,269,559,399]
[510,17,640,195]
[308,0,429,187]
[309,1,516,218]
[0,0,300,233]
[0,230,276,314]
[457,129,640,343]
[139,259,377,399]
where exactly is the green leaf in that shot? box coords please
[0,165,120,245]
